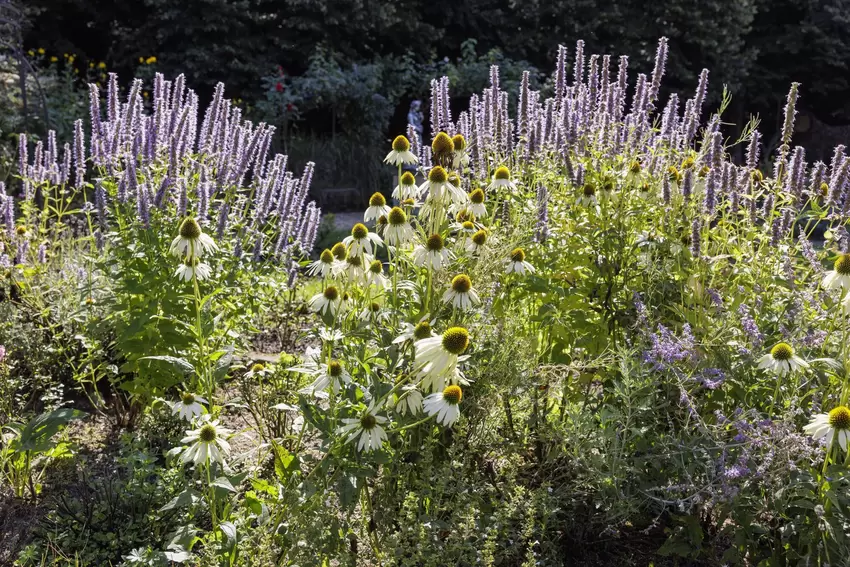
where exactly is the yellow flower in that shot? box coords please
[146,56,157,65]
[27,50,34,56]
[37,48,45,55]
[97,62,106,69]
[50,56,58,63]
[89,62,94,68]
[138,57,144,63]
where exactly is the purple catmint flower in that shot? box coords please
[829,159,850,209]
[614,55,629,121]
[37,243,47,264]
[778,83,800,160]
[572,39,585,86]
[647,37,669,111]
[216,202,230,240]
[94,179,107,228]
[74,119,86,189]
[745,130,761,172]
[154,177,171,209]
[16,239,29,264]
[107,73,119,123]
[3,192,12,239]
[769,217,783,247]
[535,184,549,243]
[136,183,151,228]
[700,368,726,389]
[18,133,27,178]
[252,232,264,262]
[762,193,775,220]
[693,69,709,117]
[555,44,568,102]
[659,94,679,143]
[587,55,599,110]
[177,178,188,219]
[798,233,822,274]
[681,168,693,200]
[662,174,671,204]
[784,146,806,199]
[517,71,531,148]
[706,288,723,309]
[633,292,648,328]
[60,143,71,186]
[704,170,718,216]
[287,260,299,288]
[643,324,695,370]
[808,161,826,197]
[440,76,452,132]
[690,218,702,258]
[198,180,209,223]
[738,304,763,347]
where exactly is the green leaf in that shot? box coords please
[219,521,237,543]
[140,355,196,375]
[160,488,202,512]
[211,476,236,493]
[14,408,87,453]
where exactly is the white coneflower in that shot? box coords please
[385,207,415,247]
[338,404,388,453]
[359,301,387,322]
[757,342,809,377]
[506,247,535,275]
[467,188,487,218]
[365,259,389,289]
[412,234,454,271]
[624,160,642,185]
[392,320,433,345]
[442,274,480,310]
[171,392,207,421]
[307,249,336,278]
[431,131,455,162]
[384,135,418,166]
[395,384,423,416]
[331,242,348,261]
[487,166,516,192]
[415,326,470,391]
[375,214,388,237]
[309,285,341,315]
[419,166,465,205]
[343,253,369,281]
[423,385,462,426]
[823,253,850,291]
[343,223,383,256]
[804,405,850,451]
[393,171,420,201]
[449,220,479,238]
[298,358,351,395]
[170,217,218,260]
[451,134,469,169]
[180,417,232,466]
[465,229,488,253]
[364,192,391,223]
[577,183,598,206]
[340,291,354,314]
[174,257,212,282]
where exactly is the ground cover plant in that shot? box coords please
[2,36,850,566]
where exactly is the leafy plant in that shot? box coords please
[1,408,86,499]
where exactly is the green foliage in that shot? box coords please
[0,408,86,499]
